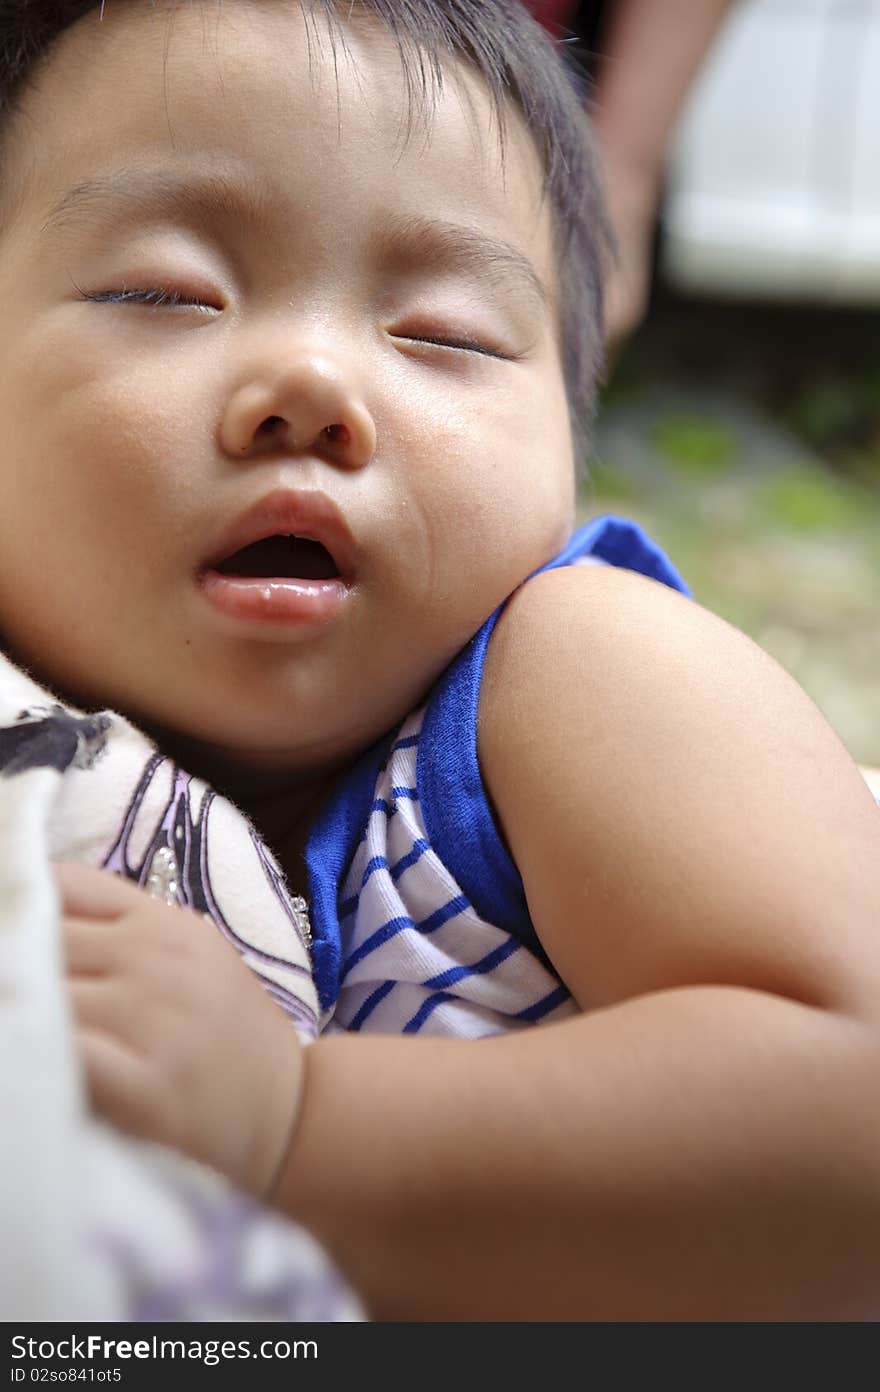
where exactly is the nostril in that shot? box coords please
[324,423,349,445]
[257,415,285,435]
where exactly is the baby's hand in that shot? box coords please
[57,862,304,1197]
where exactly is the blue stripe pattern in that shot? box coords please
[340,839,432,918]
[348,980,396,1031]
[515,984,571,1022]
[390,838,431,880]
[330,708,573,1036]
[391,734,420,753]
[423,936,519,990]
[342,913,414,976]
[342,893,471,976]
[403,991,456,1033]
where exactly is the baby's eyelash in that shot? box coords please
[399,333,514,361]
[81,287,213,310]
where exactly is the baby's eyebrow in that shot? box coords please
[40,166,276,239]
[372,214,552,313]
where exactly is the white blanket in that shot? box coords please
[0,654,360,1321]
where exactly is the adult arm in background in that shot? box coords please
[65,562,880,1320]
[578,0,738,347]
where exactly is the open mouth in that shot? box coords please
[215,534,340,581]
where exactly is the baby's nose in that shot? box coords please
[220,353,376,469]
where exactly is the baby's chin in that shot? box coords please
[134,712,363,794]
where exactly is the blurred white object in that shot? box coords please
[0,653,361,1323]
[662,0,880,301]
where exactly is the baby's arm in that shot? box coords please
[66,566,880,1319]
[271,566,880,1319]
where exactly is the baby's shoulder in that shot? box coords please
[483,558,742,722]
[478,559,880,1013]
[478,554,862,852]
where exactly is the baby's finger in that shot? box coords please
[66,975,144,1048]
[53,861,142,918]
[75,1026,164,1143]
[62,913,127,977]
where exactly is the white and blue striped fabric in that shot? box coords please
[324,708,576,1036]
[306,516,692,1036]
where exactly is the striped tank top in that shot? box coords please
[306,515,690,1036]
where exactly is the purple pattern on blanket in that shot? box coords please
[102,757,317,1036]
[91,1190,352,1322]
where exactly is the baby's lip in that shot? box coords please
[203,488,359,582]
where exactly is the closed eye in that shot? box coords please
[79,286,218,312]
[393,332,514,361]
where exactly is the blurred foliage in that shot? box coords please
[608,292,880,483]
[770,371,880,483]
[651,412,736,477]
[585,458,636,501]
[759,465,867,532]
[585,293,880,763]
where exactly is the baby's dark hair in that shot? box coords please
[0,0,609,463]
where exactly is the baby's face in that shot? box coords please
[0,0,576,775]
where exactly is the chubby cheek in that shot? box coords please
[0,340,195,683]
[398,379,576,650]
[3,333,203,557]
